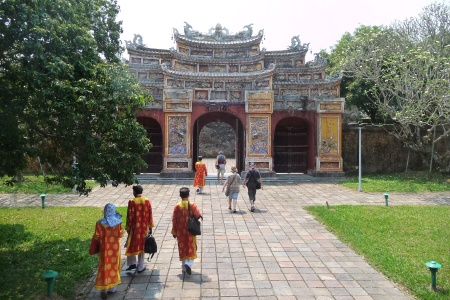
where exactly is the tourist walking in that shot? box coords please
[194,156,207,194]
[124,185,154,273]
[243,162,262,212]
[171,187,202,275]
[222,166,241,213]
[92,203,124,299]
[216,151,227,183]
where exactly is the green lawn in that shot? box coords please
[305,205,450,299]
[340,171,450,192]
[1,172,450,299]
[0,175,98,194]
[0,206,127,300]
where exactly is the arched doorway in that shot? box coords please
[193,112,245,173]
[137,117,163,173]
[273,117,309,173]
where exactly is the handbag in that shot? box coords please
[225,175,236,197]
[187,201,202,236]
[144,231,157,261]
[256,181,261,189]
[89,236,100,255]
[247,170,261,189]
[215,164,220,169]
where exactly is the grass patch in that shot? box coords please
[305,205,450,299]
[0,175,98,194]
[340,172,450,192]
[0,206,127,300]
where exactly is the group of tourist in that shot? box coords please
[90,154,261,299]
[194,152,262,212]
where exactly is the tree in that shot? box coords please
[341,3,450,172]
[0,0,152,194]
[322,26,384,123]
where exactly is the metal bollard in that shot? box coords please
[425,261,442,290]
[42,270,58,297]
[384,192,389,206]
[40,193,47,209]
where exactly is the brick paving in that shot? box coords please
[2,161,450,299]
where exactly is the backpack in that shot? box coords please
[144,233,157,261]
[218,155,225,164]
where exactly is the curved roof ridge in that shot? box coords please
[161,63,276,79]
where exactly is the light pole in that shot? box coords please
[358,126,362,192]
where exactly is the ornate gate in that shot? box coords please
[274,122,308,173]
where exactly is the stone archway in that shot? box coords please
[273,117,309,173]
[193,112,245,173]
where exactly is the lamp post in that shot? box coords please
[358,126,362,192]
[348,122,367,192]
[426,261,442,290]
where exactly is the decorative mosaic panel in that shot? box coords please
[138,72,147,79]
[246,91,273,113]
[226,51,245,57]
[288,74,297,81]
[186,81,212,88]
[194,90,209,101]
[229,65,239,73]
[131,57,141,64]
[191,49,213,57]
[227,82,252,89]
[214,82,224,88]
[274,74,285,81]
[166,115,189,156]
[320,161,340,169]
[143,58,159,65]
[211,91,226,100]
[179,47,189,55]
[164,102,190,111]
[215,50,224,57]
[175,62,195,71]
[199,65,208,72]
[300,74,311,80]
[310,89,319,96]
[149,73,163,80]
[295,60,303,67]
[241,64,261,72]
[210,65,226,73]
[248,115,270,155]
[167,161,189,168]
[255,80,270,88]
[249,47,259,55]
[167,79,184,88]
[319,115,340,155]
[230,91,242,101]
[319,103,343,112]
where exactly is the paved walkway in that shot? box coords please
[2,170,450,299]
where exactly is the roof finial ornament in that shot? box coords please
[183,22,201,38]
[287,35,309,52]
[208,23,229,41]
[125,34,145,50]
[237,24,253,39]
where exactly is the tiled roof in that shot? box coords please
[173,29,264,48]
[273,74,343,86]
[161,63,275,79]
[170,48,266,64]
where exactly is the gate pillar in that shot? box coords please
[161,89,194,177]
[244,90,274,174]
[313,98,345,175]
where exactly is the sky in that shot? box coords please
[116,0,445,61]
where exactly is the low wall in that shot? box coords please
[342,125,426,175]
